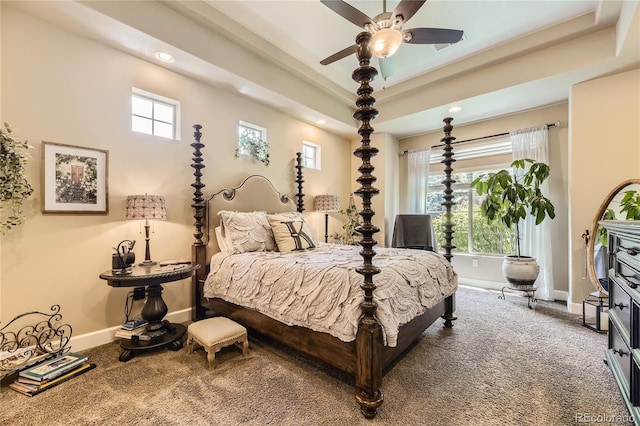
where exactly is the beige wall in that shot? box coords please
[569,68,640,308]
[0,7,351,337]
[398,104,570,296]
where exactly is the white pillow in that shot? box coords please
[267,211,317,252]
[218,211,276,254]
[214,226,230,252]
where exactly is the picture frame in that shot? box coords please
[42,142,108,214]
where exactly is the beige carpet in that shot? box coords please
[0,286,630,425]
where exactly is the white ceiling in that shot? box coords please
[8,0,640,139]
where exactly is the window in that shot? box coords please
[428,168,515,255]
[238,122,267,153]
[302,141,321,170]
[131,88,179,140]
[237,121,269,166]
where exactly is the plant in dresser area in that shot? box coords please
[471,158,556,287]
[0,123,33,234]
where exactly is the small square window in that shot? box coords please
[302,141,321,170]
[131,88,180,140]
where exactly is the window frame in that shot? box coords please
[426,166,515,255]
[131,88,180,140]
[302,141,321,170]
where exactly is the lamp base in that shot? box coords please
[139,260,157,267]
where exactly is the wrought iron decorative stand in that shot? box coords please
[499,285,538,308]
[0,305,72,380]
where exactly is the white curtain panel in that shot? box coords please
[407,149,431,213]
[510,125,554,300]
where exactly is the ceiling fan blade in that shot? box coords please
[320,44,358,65]
[320,0,375,28]
[392,0,426,24]
[403,28,464,44]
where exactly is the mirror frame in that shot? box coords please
[587,178,640,294]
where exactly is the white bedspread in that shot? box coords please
[203,243,458,347]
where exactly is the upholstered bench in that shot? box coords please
[186,317,249,370]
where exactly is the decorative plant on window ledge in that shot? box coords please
[235,129,270,166]
[0,123,33,234]
[331,194,361,245]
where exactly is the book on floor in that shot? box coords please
[19,352,88,382]
[10,363,96,396]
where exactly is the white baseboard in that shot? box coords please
[69,308,193,353]
[458,277,569,302]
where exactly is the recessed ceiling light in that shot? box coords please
[316,119,326,125]
[155,51,175,63]
[448,105,462,113]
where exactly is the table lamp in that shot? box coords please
[125,194,167,266]
[314,194,340,243]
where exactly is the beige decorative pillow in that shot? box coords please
[267,211,317,252]
[218,211,276,254]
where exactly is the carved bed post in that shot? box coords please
[352,31,384,419]
[295,152,305,213]
[191,124,208,321]
[440,117,457,328]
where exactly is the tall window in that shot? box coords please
[428,168,515,255]
[131,88,179,140]
[302,141,321,170]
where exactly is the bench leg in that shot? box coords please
[206,347,216,371]
[241,336,249,357]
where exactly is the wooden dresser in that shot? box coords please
[602,220,640,422]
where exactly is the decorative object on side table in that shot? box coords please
[42,141,108,214]
[125,194,167,266]
[331,193,361,245]
[0,123,33,233]
[99,263,199,362]
[314,194,340,243]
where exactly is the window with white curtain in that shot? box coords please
[415,136,515,255]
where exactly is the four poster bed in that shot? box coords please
[189,32,459,419]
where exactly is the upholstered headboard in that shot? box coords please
[204,174,298,254]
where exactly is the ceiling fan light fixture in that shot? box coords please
[370,28,403,59]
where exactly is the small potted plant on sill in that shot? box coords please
[0,123,33,234]
[235,130,269,166]
[470,158,556,288]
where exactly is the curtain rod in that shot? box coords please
[400,121,561,156]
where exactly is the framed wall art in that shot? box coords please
[42,142,108,214]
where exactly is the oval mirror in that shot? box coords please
[587,178,640,295]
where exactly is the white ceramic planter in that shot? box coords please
[502,255,540,287]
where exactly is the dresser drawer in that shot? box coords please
[609,323,632,399]
[610,278,633,339]
[614,235,640,272]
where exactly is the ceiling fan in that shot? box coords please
[319,0,464,66]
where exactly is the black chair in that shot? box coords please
[391,214,438,252]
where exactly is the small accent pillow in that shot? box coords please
[267,211,317,252]
[218,211,276,254]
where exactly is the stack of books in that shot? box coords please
[115,318,149,341]
[10,352,95,396]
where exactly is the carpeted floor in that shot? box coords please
[0,286,631,425]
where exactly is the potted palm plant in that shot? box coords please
[470,158,555,287]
